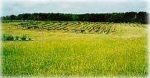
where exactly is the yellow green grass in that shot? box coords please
[2,22,148,77]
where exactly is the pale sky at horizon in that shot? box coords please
[2,0,148,16]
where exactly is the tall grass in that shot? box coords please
[2,22,147,77]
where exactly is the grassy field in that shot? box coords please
[2,21,148,77]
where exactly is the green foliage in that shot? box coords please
[20,35,27,41]
[2,34,14,41]
[2,12,148,24]
[2,34,32,41]
[15,36,19,40]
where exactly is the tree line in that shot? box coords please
[2,12,148,24]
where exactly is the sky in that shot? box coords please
[2,0,148,16]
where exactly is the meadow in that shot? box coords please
[2,21,148,77]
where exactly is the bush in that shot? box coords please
[15,36,20,40]
[2,34,32,41]
[3,34,14,41]
[20,35,27,41]
[28,38,32,41]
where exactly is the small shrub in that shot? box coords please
[2,34,32,41]
[21,35,27,41]
[28,38,32,41]
[3,34,14,41]
[15,36,19,40]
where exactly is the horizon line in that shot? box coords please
[2,11,147,17]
